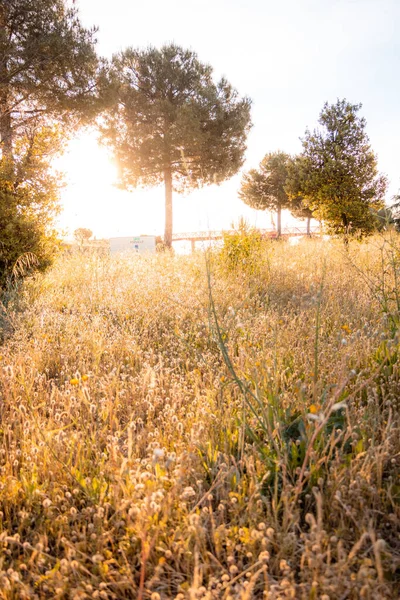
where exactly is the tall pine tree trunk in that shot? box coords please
[164,166,173,248]
[277,206,282,237]
[306,215,311,236]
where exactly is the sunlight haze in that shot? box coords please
[57,0,400,238]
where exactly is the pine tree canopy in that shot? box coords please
[101,44,252,246]
[0,0,101,158]
[239,152,293,236]
[294,99,387,235]
[239,152,291,212]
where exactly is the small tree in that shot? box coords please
[101,44,252,247]
[294,99,387,237]
[74,228,93,247]
[239,152,291,237]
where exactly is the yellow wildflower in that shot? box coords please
[309,404,319,414]
[82,375,88,382]
[69,378,79,386]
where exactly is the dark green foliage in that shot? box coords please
[0,109,65,290]
[259,405,353,502]
[0,174,58,289]
[0,124,62,289]
[101,44,252,246]
[287,99,387,236]
[0,0,101,156]
[239,152,292,236]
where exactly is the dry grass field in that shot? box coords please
[0,233,399,599]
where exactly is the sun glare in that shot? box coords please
[54,131,166,240]
[54,131,304,242]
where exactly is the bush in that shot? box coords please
[218,219,266,274]
[0,180,59,290]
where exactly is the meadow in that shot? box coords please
[0,232,399,599]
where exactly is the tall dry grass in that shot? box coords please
[0,234,399,599]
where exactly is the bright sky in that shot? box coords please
[56,0,400,239]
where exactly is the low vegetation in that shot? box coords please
[0,233,399,599]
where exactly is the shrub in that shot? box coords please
[218,219,266,274]
[0,182,59,290]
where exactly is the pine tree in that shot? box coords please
[0,0,100,160]
[239,152,291,237]
[101,44,252,247]
[74,228,93,247]
[294,99,387,236]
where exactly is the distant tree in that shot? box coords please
[74,228,93,246]
[239,152,291,237]
[101,44,252,247]
[292,99,387,237]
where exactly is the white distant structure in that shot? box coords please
[109,236,156,255]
